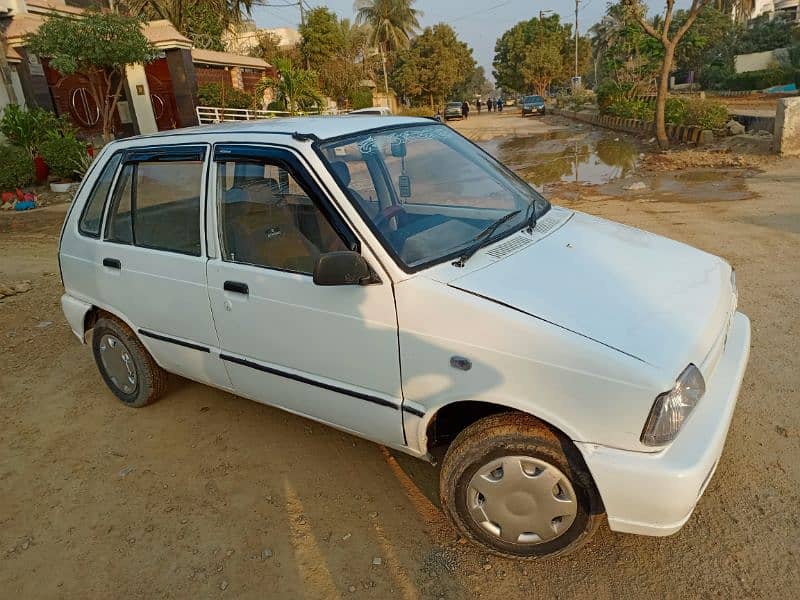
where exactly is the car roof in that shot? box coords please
[123,116,430,143]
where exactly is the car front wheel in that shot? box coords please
[92,315,168,408]
[439,413,603,559]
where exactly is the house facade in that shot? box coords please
[1,0,274,139]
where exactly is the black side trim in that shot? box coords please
[220,353,399,410]
[138,329,210,353]
[402,405,425,418]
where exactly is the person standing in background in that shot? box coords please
[461,100,470,120]
[476,98,482,113]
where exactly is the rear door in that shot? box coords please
[96,145,230,389]
[205,143,404,445]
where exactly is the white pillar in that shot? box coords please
[124,63,158,135]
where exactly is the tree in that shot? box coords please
[26,11,157,141]
[391,23,475,108]
[451,65,493,100]
[298,8,371,106]
[355,0,422,96]
[299,7,343,67]
[671,6,739,81]
[621,0,712,150]
[123,0,254,49]
[589,3,662,95]
[249,30,301,66]
[493,15,581,95]
[257,58,324,114]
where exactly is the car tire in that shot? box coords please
[91,315,168,408]
[439,412,603,559]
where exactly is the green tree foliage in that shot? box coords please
[621,0,712,149]
[738,13,798,54]
[256,58,324,114]
[0,145,34,191]
[355,0,422,94]
[248,30,301,65]
[123,0,254,50]
[589,4,662,95]
[493,15,588,95]
[391,24,476,108]
[25,11,157,140]
[298,8,372,106]
[451,65,494,100]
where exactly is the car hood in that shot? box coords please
[446,211,734,374]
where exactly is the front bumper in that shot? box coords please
[577,311,751,536]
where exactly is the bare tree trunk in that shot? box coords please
[379,44,389,97]
[654,46,674,150]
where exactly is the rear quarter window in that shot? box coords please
[78,153,123,238]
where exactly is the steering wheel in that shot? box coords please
[373,204,407,231]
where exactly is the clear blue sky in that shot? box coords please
[252,1,692,82]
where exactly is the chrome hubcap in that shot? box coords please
[467,456,578,545]
[98,334,137,395]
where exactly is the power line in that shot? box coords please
[449,1,512,24]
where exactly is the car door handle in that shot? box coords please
[223,281,249,295]
[103,258,121,269]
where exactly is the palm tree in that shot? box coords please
[257,58,324,115]
[354,0,422,96]
[124,0,255,41]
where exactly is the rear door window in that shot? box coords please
[79,152,122,238]
[104,147,205,255]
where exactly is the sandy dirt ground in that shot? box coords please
[1,110,799,599]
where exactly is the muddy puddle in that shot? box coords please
[479,129,641,188]
[484,127,756,203]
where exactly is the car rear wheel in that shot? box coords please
[439,412,603,559]
[92,315,168,408]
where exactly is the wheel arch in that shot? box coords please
[420,399,581,459]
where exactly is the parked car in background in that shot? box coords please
[59,116,750,560]
[521,95,547,117]
[444,101,463,121]
[349,106,392,116]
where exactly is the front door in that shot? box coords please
[205,144,404,446]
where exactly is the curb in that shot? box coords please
[551,108,705,145]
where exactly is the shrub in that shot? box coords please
[197,83,256,109]
[685,99,728,130]
[723,66,794,91]
[39,136,87,181]
[604,95,727,129]
[664,97,689,125]
[0,105,74,157]
[596,81,634,113]
[399,106,435,118]
[0,145,35,191]
[348,88,374,110]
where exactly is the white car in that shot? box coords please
[349,106,393,116]
[58,117,750,559]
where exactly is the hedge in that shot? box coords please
[197,83,256,109]
[0,145,35,191]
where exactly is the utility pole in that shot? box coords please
[574,0,579,82]
[298,0,305,27]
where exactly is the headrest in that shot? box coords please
[330,161,351,187]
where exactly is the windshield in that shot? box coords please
[524,96,544,103]
[447,102,461,108]
[319,124,550,271]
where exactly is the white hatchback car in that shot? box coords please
[59,116,750,559]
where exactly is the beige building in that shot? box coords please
[223,20,301,56]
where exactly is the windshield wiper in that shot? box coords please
[524,200,538,233]
[453,209,521,267]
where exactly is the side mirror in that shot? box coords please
[313,251,371,286]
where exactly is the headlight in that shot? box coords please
[641,364,705,446]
